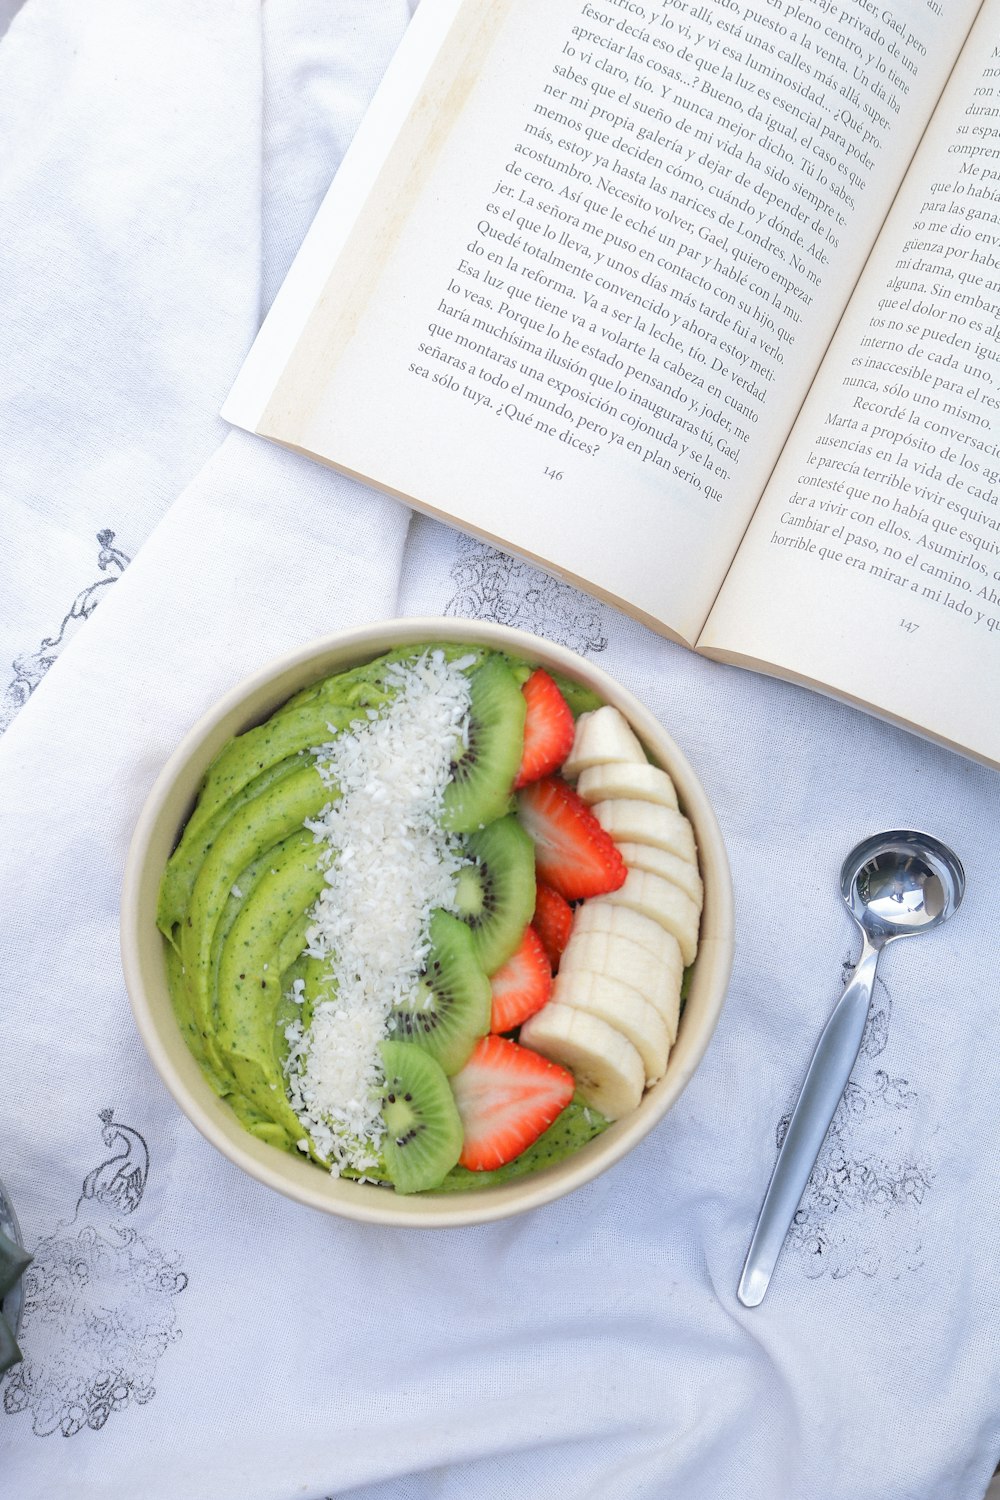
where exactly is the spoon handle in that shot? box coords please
[738,940,881,1307]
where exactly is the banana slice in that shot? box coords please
[615,841,704,908]
[562,705,647,779]
[591,800,697,865]
[519,1002,645,1119]
[559,930,682,1036]
[552,970,669,1084]
[602,870,701,964]
[576,761,678,811]
[571,900,682,967]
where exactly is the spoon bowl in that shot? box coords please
[841,829,965,945]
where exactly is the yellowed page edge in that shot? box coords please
[256,2,512,440]
[222,0,467,430]
[699,642,1000,773]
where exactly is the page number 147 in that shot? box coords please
[900,619,920,633]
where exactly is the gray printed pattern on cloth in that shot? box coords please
[2,1111,187,1439]
[0,531,130,735]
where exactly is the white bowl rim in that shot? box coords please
[120,617,734,1228]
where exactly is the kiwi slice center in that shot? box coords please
[382,1088,420,1149]
[454,863,486,923]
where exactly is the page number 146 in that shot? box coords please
[544,467,563,481]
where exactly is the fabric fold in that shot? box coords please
[0,0,265,712]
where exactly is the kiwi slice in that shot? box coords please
[379,1040,463,1194]
[441,655,526,833]
[453,814,536,975]
[391,910,491,1074]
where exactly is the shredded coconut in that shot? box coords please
[282,651,471,1176]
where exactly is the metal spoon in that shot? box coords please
[738,830,965,1308]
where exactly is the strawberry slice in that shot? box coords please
[533,882,574,972]
[451,1034,575,1171]
[514,669,576,788]
[489,925,552,1033]
[517,776,627,901]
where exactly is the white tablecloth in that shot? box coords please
[1,5,998,1498]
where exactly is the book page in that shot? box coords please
[226,0,975,643]
[699,0,1000,767]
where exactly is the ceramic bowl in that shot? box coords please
[121,618,734,1226]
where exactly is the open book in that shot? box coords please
[225,0,1000,769]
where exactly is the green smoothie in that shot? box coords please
[159,644,609,1192]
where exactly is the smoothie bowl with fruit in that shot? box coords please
[122,619,733,1226]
